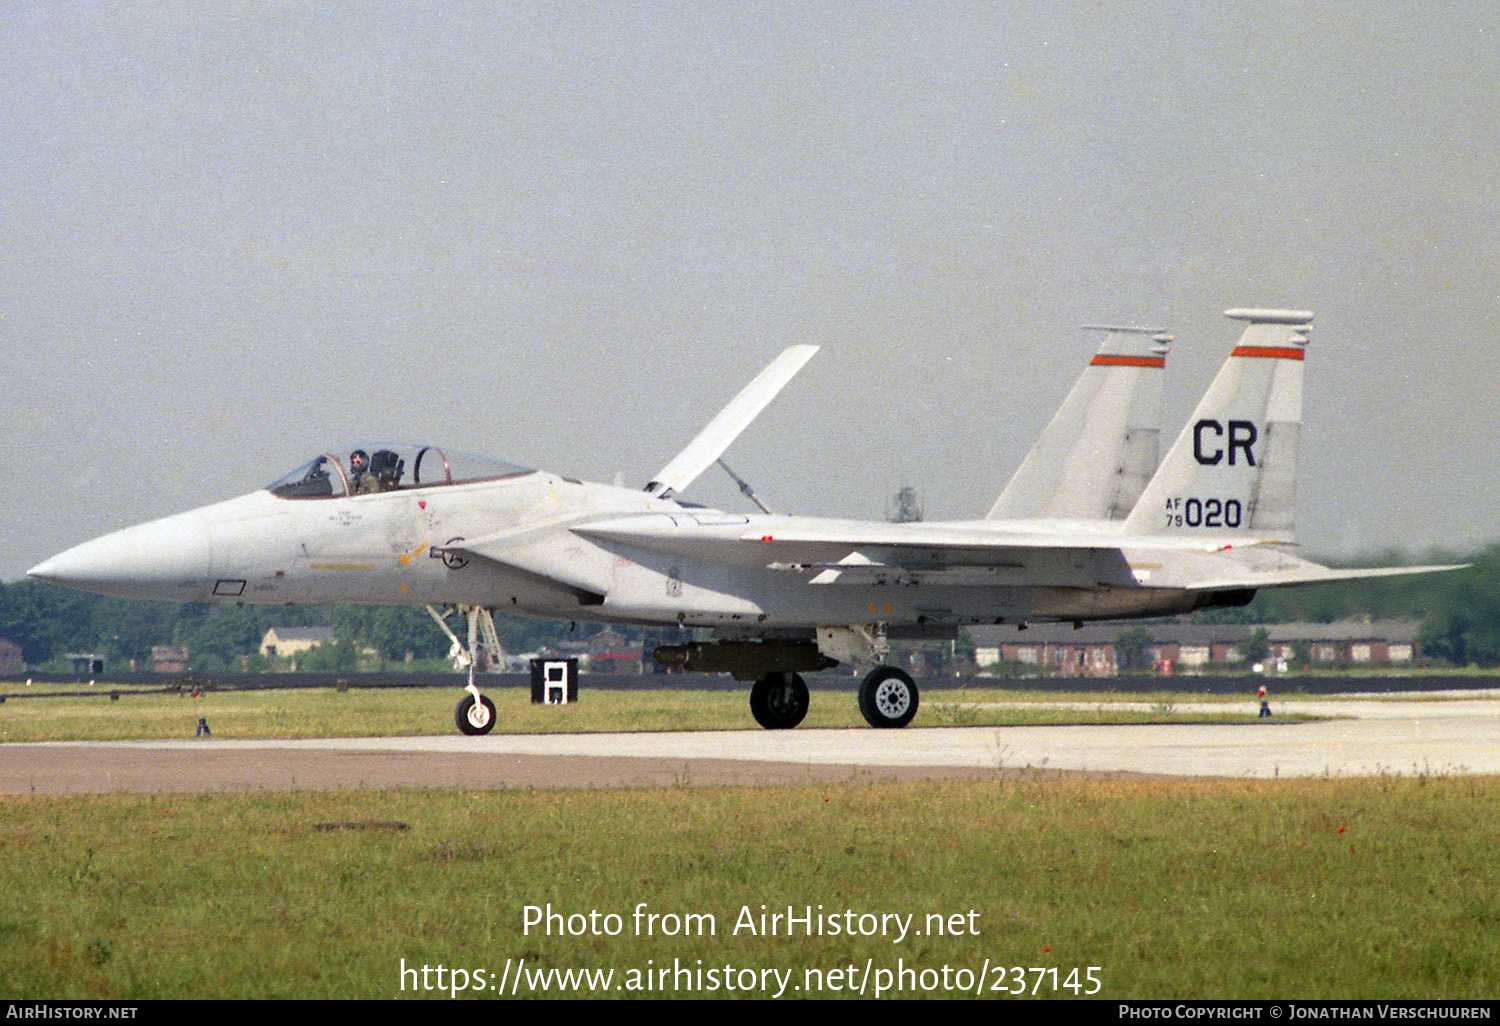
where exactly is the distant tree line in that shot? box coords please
[1188,543,1497,666]
[0,579,583,673]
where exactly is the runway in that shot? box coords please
[3,693,1498,793]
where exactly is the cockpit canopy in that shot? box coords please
[267,445,534,499]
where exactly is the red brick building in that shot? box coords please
[968,620,1423,676]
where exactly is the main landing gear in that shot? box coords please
[749,671,810,729]
[747,665,920,729]
[857,666,919,729]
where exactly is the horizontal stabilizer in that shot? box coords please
[1183,562,1468,592]
[645,344,818,500]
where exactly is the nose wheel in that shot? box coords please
[858,666,919,728]
[749,671,810,729]
[455,689,496,735]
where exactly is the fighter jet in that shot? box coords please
[29,308,1459,734]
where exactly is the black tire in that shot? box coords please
[749,671,809,729]
[455,693,497,735]
[858,667,919,728]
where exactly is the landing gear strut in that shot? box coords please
[431,605,500,736]
[858,666,919,728]
[749,671,809,729]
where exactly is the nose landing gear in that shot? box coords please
[431,605,502,736]
[455,683,497,735]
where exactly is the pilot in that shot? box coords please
[349,449,370,492]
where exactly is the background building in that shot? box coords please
[259,627,335,660]
[968,620,1424,676]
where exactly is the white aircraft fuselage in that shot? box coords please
[29,469,1221,630]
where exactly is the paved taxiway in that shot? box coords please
[3,693,1498,793]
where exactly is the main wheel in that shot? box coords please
[749,671,810,729]
[455,693,497,735]
[858,666,919,728]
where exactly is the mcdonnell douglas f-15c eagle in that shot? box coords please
[29,308,1458,733]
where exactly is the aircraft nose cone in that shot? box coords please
[28,512,215,602]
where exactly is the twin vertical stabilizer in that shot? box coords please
[1121,308,1312,539]
[646,309,1314,548]
[989,325,1171,521]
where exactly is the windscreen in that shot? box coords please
[267,445,534,499]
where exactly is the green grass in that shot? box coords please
[3,682,1462,1000]
[0,683,1286,743]
[2,774,1497,999]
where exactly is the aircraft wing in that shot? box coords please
[577,513,1231,557]
[578,513,1118,556]
[572,514,1466,591]
[575,514,1145,588]
[644,345,819,500]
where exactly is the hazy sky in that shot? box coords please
[5,2,1498,579]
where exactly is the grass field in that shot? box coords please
[0,681,1287,743]
[2,774,1496,1000]
[3,683,1486,1001]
